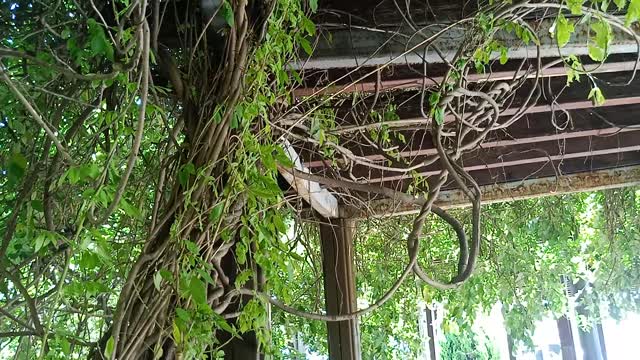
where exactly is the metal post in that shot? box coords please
[320,218,361,360]
[557,315,578,360]
[506,335,517,360]
[425,306,438,360]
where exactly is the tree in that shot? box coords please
[270,188,640,358]
[1,0,313,357]
[1,0,640,359]
[440,331,499,360]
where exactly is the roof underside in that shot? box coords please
[285,0,640,216]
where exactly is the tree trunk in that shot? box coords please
[95,1,267,358]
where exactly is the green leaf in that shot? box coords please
[79,251,100,270]
[210,202,225,223]
[154,271,163,290]
[428,92,440,107]
[160,269,174,283]
[197,268,216,285]
[309,0,318,13]
[627,0,640,25]
[298,37,313,56]
[104,336,115,359]
[87,18,114,61]
[589,21,612,62]
[185,240,200,255]
[301,17,316,36]
[235,269,252,288]
[554,14,574,48]
[120,199,142,218]
[213,312,236,334]
[178,163,196,187]
[31,199,44,212]
[588,86,605,106]
[7,152,27,185]
[61,28,71,39]
[565,55,582,86]
[221,1,235,27]
[175,307,191,322]
[60,338,71,355]
[588,45,605,62]
[172,322,182,345]
[189,277,207,305]
[499,47,508,65]
[274,147,294,167]
[67,163,101,184]
[615,0,627,8]
[34,234,47,252]
[434,106,445,125]
[567,0,584,14]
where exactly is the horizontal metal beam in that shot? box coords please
[367,142,640,183]
[295,60,639,96]
[307,126,639,168]
[297,19,639,70]
[349,165,640,217]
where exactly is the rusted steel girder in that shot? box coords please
[307,126,640,169]
[347,165,640,217]
[294,60,640,97]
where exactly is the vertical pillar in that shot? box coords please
[556,315,577,360]
[570,280,607,360]
[506,334,517,360]
[576,319,606,360]
[596,323,607,360]
[425,306,438,360]
[320,218,361,360]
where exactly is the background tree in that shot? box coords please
[270,188,640,358]
[1,0,640,359]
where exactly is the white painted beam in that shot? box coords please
[279,140,339,218]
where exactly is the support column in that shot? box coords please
[425,306,438,360]
[506,334,517,360]
[556,315,577,360]
[570,280,607,360]
[320,218,361,360]
[576,318,606,360]
[596,323,608,360]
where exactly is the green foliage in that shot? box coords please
[440,331,500,360]
[2,0,640,358]
[626,0,640,25]
[279,189,640,357]
[86,18,114,61]
[588,20,612,62]
[221,1,235,26]
[0,0,317,357]
[588,86,606,105]
[553,14,575,48]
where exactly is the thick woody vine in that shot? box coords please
[267,0,640,321]
[0,0,640,358]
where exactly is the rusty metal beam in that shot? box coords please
[363,133,640,183]
[501,96,640,116]
[350,165,640,217]
[295,60,639,96]
[307,126,640,169]
[319,95,640,138]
